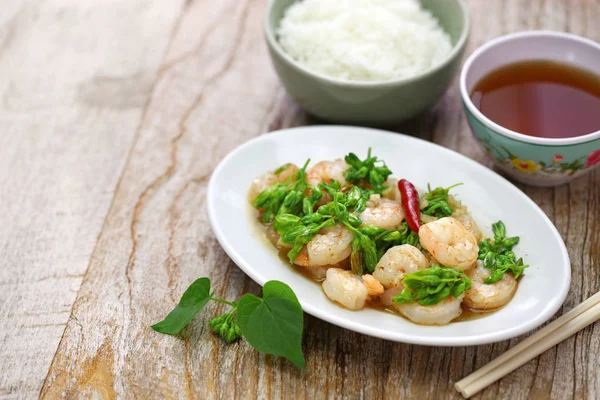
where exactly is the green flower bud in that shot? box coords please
[226,326,239,343]
[219,322,229,336]
[209,315,224,329]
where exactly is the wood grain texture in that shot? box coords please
[0,0,185,398]
[0,0,598,399]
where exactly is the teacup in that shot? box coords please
[460,31,600,187]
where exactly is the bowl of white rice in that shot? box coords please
[264,0,469,125]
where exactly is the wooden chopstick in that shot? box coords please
[455,292,600,398]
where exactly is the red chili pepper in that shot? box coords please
[398,179,421,232]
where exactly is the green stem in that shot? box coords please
[210,298,238,308]
[300,158,311,171]
[343,221,360,235]
[445,182,464,191]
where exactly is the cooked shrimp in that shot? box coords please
[248,163,299,202]
[382,178,400,201]
[362,274,384,297]
[359,195,405,229]
[418,217,479,269]
[372,244,429,288]
[293,225,353,267]
[301,265,330,281]
[380,287,402,306]
[265,225,293,250]
[322,268,368,310]
[306,159,349,186]
[463,261,517,310]
[394,293,464,325]
[454,213,483,242]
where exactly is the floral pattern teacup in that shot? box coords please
[460,31,600,187]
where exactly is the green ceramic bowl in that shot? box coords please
[264,0,470,125]
[460,31,600,187]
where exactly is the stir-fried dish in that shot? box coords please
[249,150,528,325]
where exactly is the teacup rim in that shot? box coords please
[460,30,600,146]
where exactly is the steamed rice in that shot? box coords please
[277,0,453,82]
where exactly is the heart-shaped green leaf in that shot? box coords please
[151,278,211,334]
[236,281,305,370]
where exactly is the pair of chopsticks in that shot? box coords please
[455,291,600,398]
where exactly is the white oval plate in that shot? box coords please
[207,126,570,346]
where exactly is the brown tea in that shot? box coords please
[470,60,600,138]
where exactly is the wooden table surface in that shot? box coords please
[1,0,599,399]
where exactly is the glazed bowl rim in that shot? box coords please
[263,0,471,88]
[460,30,600,146]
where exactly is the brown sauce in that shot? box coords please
[471,60,600,138]
[456,306,496,322]
[359,298,498,324]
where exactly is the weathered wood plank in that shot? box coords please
[15,0,600,399]
[0,0,184,398]
[40,0,292,397]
